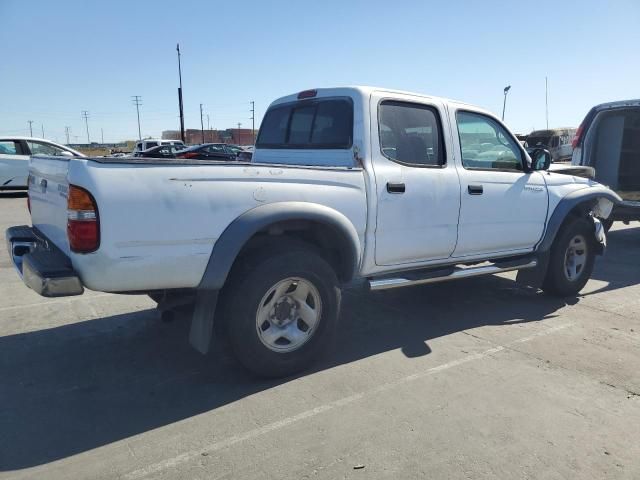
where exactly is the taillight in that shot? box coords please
[67,185,99,253]
[572,124,584,149]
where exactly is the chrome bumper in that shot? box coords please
[5,226,84,297]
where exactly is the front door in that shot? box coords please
[451,110,548,257]
[371,94,461,266]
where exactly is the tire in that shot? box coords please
[221,242,340,378]
[542,217,596,297]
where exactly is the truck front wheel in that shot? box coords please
[542,217,596,297]
[221,245,340,377]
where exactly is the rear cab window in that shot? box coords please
[255,97,354,167]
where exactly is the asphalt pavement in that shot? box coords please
[1,192,639,479]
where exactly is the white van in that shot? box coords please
[132,139,185,154]
[525,128,577,162]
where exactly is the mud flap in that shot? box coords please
[592,217,606,255]
[516,253,549,289]
[188,289,218,354]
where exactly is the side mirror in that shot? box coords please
[530,148,552,171]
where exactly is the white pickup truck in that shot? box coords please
[7,87,620,377]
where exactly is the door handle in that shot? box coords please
[468,184,483,195]
[386,182,405,194]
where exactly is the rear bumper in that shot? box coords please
[5,226,84,297]
[612,201,640,222]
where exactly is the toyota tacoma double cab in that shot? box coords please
[7,87,620,377]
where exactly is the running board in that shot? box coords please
[369,259,538,291]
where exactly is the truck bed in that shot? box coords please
[28,155,367,293]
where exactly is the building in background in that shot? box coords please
[162,128,255,145]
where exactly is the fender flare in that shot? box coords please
[536,186,621,253]
[198,201,362,291]
[516,186,620,289]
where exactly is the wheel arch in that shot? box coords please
[198,202,362,291]
[537,186,621,253]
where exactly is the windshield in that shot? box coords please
[526,136,551,147]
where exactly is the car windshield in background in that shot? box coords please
[256,98,353,149]
[526,136,551,147]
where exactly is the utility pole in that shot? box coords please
[101,128,104,144]
[27,120,34,137]
[200,103,205,143]
[132,95,142,141]
[237,122,242,145]
[65,126,71,145]
[545,76,549,129]
[176,44,185,143]
[41,124,45,138]
[81,111,90,143]
[250,101,255,145]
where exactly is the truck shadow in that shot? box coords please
[1,226,638,470]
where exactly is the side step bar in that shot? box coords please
[369,259,538,291]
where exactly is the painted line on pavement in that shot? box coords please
[124,322,573,480]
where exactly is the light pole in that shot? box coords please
[177,44,185,143]
[502,85,511,122]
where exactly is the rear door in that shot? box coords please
[370,93,461,265]
[450,109,548,257]
[0,140,29,188]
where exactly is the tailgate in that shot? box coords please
[28,155,73,255]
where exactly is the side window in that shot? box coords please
[379,100,445,166]
[0,141,19,155]
[27,141,66,156]
[456,111,523,171]
[146,142,158,149]
[207,145,225,153]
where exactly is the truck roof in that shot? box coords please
[268,86,485,113]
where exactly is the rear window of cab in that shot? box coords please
[256,98,353,149]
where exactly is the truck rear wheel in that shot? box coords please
[542,217,596,297]
[221,244,340,377]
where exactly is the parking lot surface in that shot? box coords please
[1,192,639,479]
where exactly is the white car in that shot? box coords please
[132,139,185,155]
[7,86,619,377]
[0,137,84,190]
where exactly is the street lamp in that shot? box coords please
[502,85,511,121]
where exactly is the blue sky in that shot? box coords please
[1,0,638,143]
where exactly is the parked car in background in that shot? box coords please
[0,137,84,190]
[133,144,186,159]
[236,151,253,161]
[132,139,185,154]
[525,128,577,162]
[571,99,640,229]
[175,143,238,161]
